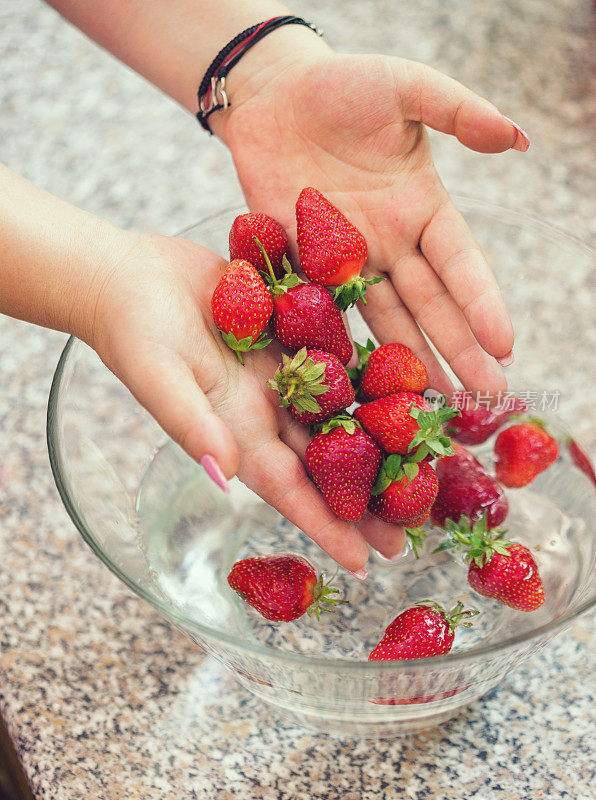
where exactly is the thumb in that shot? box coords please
[109,342,239,491]
[393,59,529,154]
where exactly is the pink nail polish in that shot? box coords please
[503,116,530,152]
[200,454,229,493]
[497,350,515,367]
[348,567,368,580]
[389,551,404,562]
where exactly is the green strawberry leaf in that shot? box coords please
[371,470,392,496]
[403,461,420,484]
[312,414,360,436]
[347,338,376,394]
[332,275,385,311]
[219,330,271,364]
[405,527,426,558]
[268,347,331,413]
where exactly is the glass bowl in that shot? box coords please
[47,199,595,737]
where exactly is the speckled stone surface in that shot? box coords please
[0,1,595,799]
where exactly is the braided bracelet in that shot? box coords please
[197,15,322,132]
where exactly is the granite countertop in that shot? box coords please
[0,1,595,798]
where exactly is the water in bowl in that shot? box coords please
[135,431,595,661]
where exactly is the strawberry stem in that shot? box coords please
[415,599,479,631]
[405,527,426,558]
[267,347,330,414]
[432,512,511,568]
[254,236,279,287]
[306,572,349,620]
[408,401,460,459]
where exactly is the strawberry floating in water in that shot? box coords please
[295,187,383,310]
[434,513,546,612]
[229,213,289,279]
[268,348,354,426]
[431,443,509,529]
[305,415,382,521]
[368,601,479,661]
[494,420,559,487]
[446,393,527,445]
[211,258,272,363]
[227,554,347,622]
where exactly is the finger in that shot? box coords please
[419,198,514,360]
[358,513,406,560]
[240,437,370,574]
[111,342,239,480]
[358,274,455,396]
[392,60,529,153]
[389,251,507,396]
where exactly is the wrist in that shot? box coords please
[67,218,139,347]
[207,24,331,145]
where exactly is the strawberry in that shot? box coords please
[305,415,382,521]
[273,283,353,364]
[353,392,459,457]
[434,514,545,612]
[229,213,288,279]
[368,601,478,661]
[494,421,559,487]
[268,348,355,425]
[256,239,353,365]
[431,443,509,529]
[295,187,383,310]
[227,554,347,622]
[446,393,527,445]
[360,342,428,400]
[368,455,439,530]
[568,439,596,488]
[211,259,272,363]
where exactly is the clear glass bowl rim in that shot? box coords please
[46,198,595,673]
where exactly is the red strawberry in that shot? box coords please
[211,259,272,363]
[354,392,459,457]
[254,236,352,365]
[268,348,355,425]
[568,439,596,488]
[227,554,346,622]
[368,456,439,528]
[446,393,527,445]
[229,213,288,279]
[305,415,382,521]
[431,443,509,529]
[295,187,383,310]
[360,343,428,400]
[494,421,559,487]
[368,601,478,661]
[273,283,353,364]
[434,514,545,612]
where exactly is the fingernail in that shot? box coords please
[503,116,530,152]
[200,454,229,493]
[389,550,404,562]
[497,350,515,367]
[348,567,368,580]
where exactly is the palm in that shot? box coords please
[224,53,517,397]
[96,234,393,571]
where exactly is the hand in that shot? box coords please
[217,46,526,398]
[90,231,403,573]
